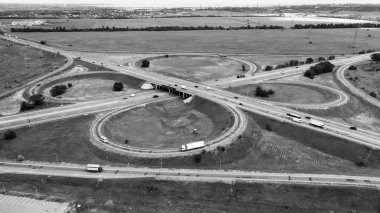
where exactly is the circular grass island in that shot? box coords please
[136,55,249,82]
[228,83,340,105]
[100,97,234,150]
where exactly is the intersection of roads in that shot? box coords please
[0,35,380,189]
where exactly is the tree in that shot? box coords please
[112,82,124,91]
[193,154,202,163]
[141,59,150,68]
[3,130,16,140]
[29,94,45,105]
[318,57,325,62]
[305,58,314,64]
[370,91,377,98]
[20,101,35,111]
[50,85,67,97]
[268,89,275,95]
[304,69,316,79]
[328,55,336,60]
[67,83,73,88]
[265,65,273,71]
[40,41,46,45]
[255,86,269,97]
[371,53,380,62]
[348,65,357,70]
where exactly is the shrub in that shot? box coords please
[29,94,44,105]
[265,65,273,71]
[305,58,314,64]
[217,146,225,152]
[68,83,73,88]
[358,50,366,54]
[16,155,25,162]
[318,57,325,62]
[20,101,35,111]
[165,54,169,58]
[268,89,275,95]
[328,55,335,60]
[348,65,357,70]
[241,64,246,71]
[3,130,16,140]
[265,123,272,131]
[193,154,202,163]
[113,82,124,91]
[40,41,46,45]
[255,86,269,97]
[50,85,67,97]
[141,59,150,68]
[370,91,377,98]
[371,53,380,62]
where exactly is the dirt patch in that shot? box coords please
[102,97,234,149]
[0,89,25,116]
[228,83,338,104]
[138,55,246,82]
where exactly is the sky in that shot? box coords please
[0,0,378,7]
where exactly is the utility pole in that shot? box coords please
[2,151,6,161]
[54,153,58,164]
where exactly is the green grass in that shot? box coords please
[0,39,66,94]
[227,83,339,104]
[1,173,379,212]
[102,97,234,149]
[14,28,380,55]
[139,55,246,82]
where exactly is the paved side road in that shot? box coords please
[0,194,69,213]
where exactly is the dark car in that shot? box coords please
[194,85,198,88]
[234,97,239,99]
[174,84,178,86]
[153,95,159,98]
[239,103,243,106]
[305,116,311,119]
[349,126,357,130]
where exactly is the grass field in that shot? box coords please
[2,16,374,30]
[2,174,380,212]
[0,39,66,94]
[43,78,141,101]
[228,83,339,104]
[346,61,380,100]
[13,28,380,55]
[141,55,245,82]
[102,97,233,149]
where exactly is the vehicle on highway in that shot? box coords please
[239,103,243,106]
[181,141,205,151]
[86,164,103,172]
[349,126,357,130]
[130,94,135,97]
[174,84,178,86]
[206,86,211,90]
[153,95,159,98]
[305,116,311,119]
[123,97,128,99]
[100,136,109,143]
[292,118,302,123]
[237,74,245,78]
[286,113,302,119]
[117,64,123,67]
[219,54,227,57]
[234,96,239,99]
[194,85,198,88]
[75,57,81,60]
[181,85,187,90]
[309,119,324,128]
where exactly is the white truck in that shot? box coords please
[181,141,205,151]
[86,164,103,172]
[309,119,324,128]
[181,85,187,90]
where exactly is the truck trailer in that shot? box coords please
[86,164,103,172]
[309,119,324,128]
[181,141,205,151]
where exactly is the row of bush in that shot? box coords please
[255,86,275,97]
[292,23,380,29]
[10,24,284,33]
[304,61,335,79]
[265,56,335,71]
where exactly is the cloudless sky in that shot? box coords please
[0,0,378,7]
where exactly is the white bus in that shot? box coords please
[286,113,302,119]
[86,164,103,172]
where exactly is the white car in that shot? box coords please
[206,86,211,90]
[292,118,302,123]
[130,94,135,97]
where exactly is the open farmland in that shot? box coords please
[140,55,246,82]
[0,39,66,95]
[14,28,380,55]
[228,83,339,104]
[1,16,375,30]
[102,98,234,149]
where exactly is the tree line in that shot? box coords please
[10,24,284,33]
[292,23,380,29]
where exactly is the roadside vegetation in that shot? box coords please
[304,61,335,79]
